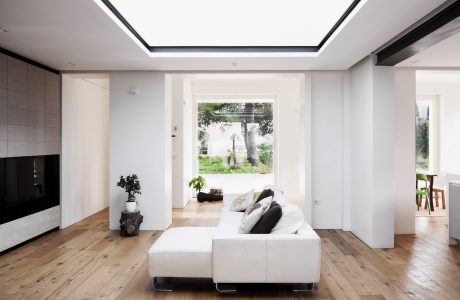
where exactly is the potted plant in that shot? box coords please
[189,176,206,196]
[117,174,141,212]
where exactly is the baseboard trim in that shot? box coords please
[0,227,59,256]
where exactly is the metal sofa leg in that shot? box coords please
[215,283,237,293]
[292,283,314,292]
[152,277,174,292]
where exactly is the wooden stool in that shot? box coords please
[120,210,143,236]
[432,188,446,209]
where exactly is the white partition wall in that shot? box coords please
[310,72,346,229]
[394,69,416,234]
[349,56,395,248]
[61,74,109,228]
[109,72,172,230]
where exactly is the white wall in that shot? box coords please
[109,72,172,230]
[394,69,416,234]
[310,72,346,229]
[417,75,460,175]
[171,78,193,208]
[191,77,304,202]
[349,56,395,248]
[61,74,109,228]
[350,58,374,244]
[183,79,193,203]
[372,64,395,248]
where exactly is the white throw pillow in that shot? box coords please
[271,203,305,234]
[230,189,255,212]
[256,196,273,213]
[238,197,272,233]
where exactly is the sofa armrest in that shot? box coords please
[212,233,321,284]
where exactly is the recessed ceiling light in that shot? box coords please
[0,27,8,33]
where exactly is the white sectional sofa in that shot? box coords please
[148,196,321,293]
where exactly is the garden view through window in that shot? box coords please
[416,101,432,171]
[198,101,273,175]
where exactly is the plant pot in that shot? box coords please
[126,201,136,213]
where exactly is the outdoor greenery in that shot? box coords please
[199,155,272,174]
[416,104,430,170]
[198,102,272,166]
[257,143,273,166]
[117,174,141,201]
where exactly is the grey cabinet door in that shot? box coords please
[449,183,460,240]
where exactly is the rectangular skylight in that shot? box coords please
[106,0,356,49]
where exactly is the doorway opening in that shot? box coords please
[169,73,305,210]
[414,71,460,219]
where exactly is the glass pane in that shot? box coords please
[197,102,273,174]
[416,101,430,171]
[109,0,354,47]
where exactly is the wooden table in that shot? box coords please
[417,173,437,212]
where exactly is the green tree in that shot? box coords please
[198,102,272,166]
[415,105,429,169]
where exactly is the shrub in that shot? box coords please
[257,143,273,166]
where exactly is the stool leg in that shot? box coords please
[427,194,431,215]
[442,190,446,209]
[435,191,439,207]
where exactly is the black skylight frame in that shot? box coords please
[101,0,361,53]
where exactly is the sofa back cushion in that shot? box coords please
[271,203,305,234]
[250,201,282,234]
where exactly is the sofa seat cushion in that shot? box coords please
[148,227,215,278]
[216,207,244,234]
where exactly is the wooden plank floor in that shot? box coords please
[1,200,459,299]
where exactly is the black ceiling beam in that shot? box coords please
[376,1,460,66]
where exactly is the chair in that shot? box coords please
[416,173,431,214]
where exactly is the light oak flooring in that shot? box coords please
[1,200,459,299]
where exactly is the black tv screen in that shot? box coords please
[0,155,60,224]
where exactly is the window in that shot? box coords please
[197,100,273,175]
[416,96,437,172]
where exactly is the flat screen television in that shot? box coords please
[0,155,60,224]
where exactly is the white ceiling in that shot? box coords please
[398,31,460,68]
[417,70,460,82]
[0,0,446,71]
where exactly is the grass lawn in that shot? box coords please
[199,155,272,174]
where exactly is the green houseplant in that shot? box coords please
[189,176,206,196]
[117,174,141,212]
